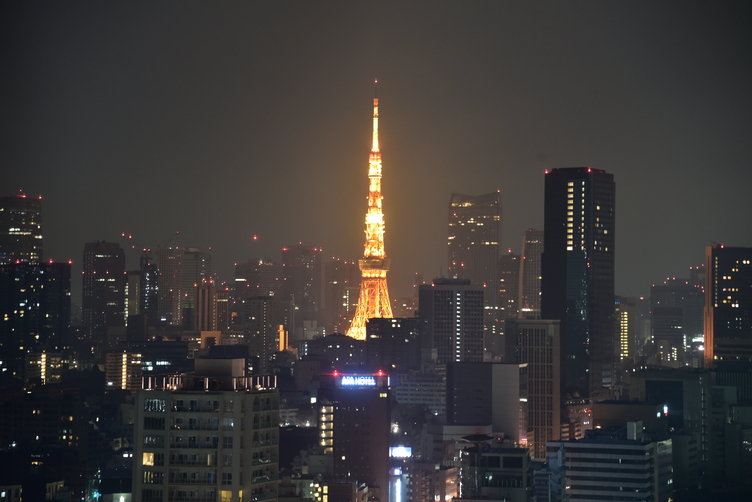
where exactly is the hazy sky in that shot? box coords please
[3,1,751,302]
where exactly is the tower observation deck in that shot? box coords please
[347,83,393,340]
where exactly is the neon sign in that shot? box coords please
[340,375,377,387]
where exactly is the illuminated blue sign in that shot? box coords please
[340,375,377,387]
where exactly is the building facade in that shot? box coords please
[0,192,43,265]
[418,279,484,364]
[541,167,615,401]
[518,229,544,320]
[133,372,280,502]
[704,246,752,366]
[82,241,126,342]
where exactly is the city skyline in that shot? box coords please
[3,2,751,302]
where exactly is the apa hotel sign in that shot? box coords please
[340,375,377,387]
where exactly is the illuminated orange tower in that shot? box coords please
[347,82,393,340]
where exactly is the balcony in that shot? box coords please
[251,474,278,485]
[168,476,218,485]
[251,493,277,502]
[169,442,218,450]
[252,457,278,466]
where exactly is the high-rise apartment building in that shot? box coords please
[133,367,279,502]
[541,167,615,401]
[704,246,752,366]
[82,241,126,341]
[418,279,484,364]
[505,319,561,459]
[447,191,501,320]
[0,192,43,265]
[317,371,390,501]
[0,262,71,381]
[519,229,544,319]
[282,245,323,332]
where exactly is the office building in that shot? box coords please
[498,251,520,322]
[704,245,752,366]
[447,191,501,311]
[546,423,673,502]
[105,350,143,391]
[0,261,71,381]
[317,371,391,501]
[82,241,126,342]
[418,279,484,364]
[235,258,285,299]
[505,319,561,459]
[0,192,43,265]
[541,167,615,401]
[282,245,324,332]
[133,366,279,502]
[615,296,638,365]
[518,229,543,320]
[446,362,528,445]
[458,437,533,502]
[365,317,424,373]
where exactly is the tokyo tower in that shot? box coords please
[346,82,393,340]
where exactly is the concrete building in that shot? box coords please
[317,372,391,502]
[418,279,484,364]
[446,362,528,445]
[546,423,673,502]
[504,319,561,459]
[133,364,279,502]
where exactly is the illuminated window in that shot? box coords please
[143,452,154,466]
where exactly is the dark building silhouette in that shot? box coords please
[82,241,126,343]
[505,319,561,459]
[519,229,544,320]
[0,261,71,381]
[541,167,615,401]
[447,192,501,332]
[323,257,360,334]
[317,371,390,501]
[0,192,43,265]
[365,317,424,372]
[418,279,484,364]
[704,246,752,366]
[282,245,324,334]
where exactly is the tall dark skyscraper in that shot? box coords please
[0,262,71,381]
[704,245,752,366]
[0,193,43,265]
[447,192,501,313]
[82,241,126,341]
[519,229,544,319]
[282,245,323,333]
[541,167,615,401]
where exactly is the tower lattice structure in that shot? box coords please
[347,86,393,340]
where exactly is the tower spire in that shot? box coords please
[346,84,393,340]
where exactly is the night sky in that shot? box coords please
[3,1,751,303]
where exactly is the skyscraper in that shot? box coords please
[541,167,615,401]
[0,192,43,265]
[348,86,393,340]
[704,245,752,366]
[447,191,501,317]
[82,241,126,341]
[519,229,544,319]
[323,257,360,334]
[418,278,484,364]
[281,244,323,332]
[0,261,71,381]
